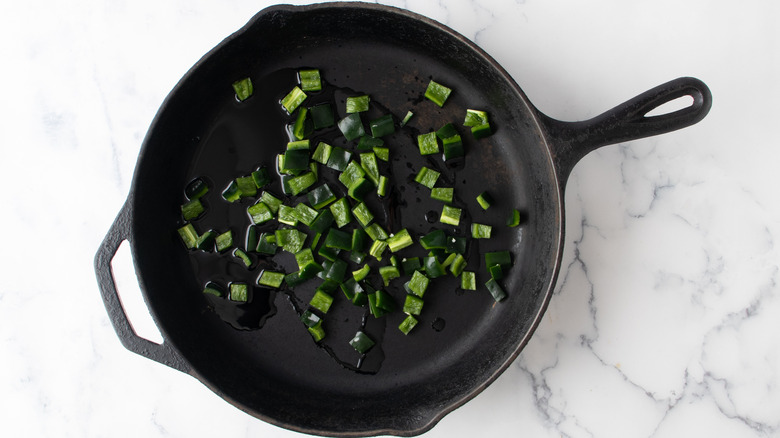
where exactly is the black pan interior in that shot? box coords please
[129,4,562,435]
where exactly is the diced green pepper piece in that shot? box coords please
[181,199,205,221]
[259,191,283,214]
[377,175,389,197]
[287,172,317,196]
[324,228,352,251]
[425,79,452,107]
[229,283,249,302]
[359,152,380,185]
[379,265,400,286]
[507,209,522,227]
[420,229,446,250]
[215,230,233,252]
[369,240,388,261]
[348,177,373,202]
[275,228,307,254]
[233,248,252,267]
[338,113,365,141]
[401,257,421,276]
[414,167,440,189]
[326,146,352,171]
[461,271,477,290]
[472,123,493,139]
[346,95,370,113]
[408,270,430,297]
[256,232,278,255]
[235,176,257,198]
[430,187,453,203]
[307,320,326,342]
[440,205,462,226]
[352,228,369,253]
[323,259,348,283]
[352,264,370,282]
[442,135,464,161]
[306,184,336,210]
[373,147,390,162]
[488,263,504,280]
[251,167,271,189]
[295,249,323,279]
[312,142,333,165]
[436,123,458,140]
[352,202,374,227]
[349,330,375,353]
[294,203,319,226]
[310,209,335,234]
[185,177,209,200]
[203,282,224,297]
[247,202,273,224]
[367,293,389,318]
[282,149,309,173]
[340,278,364,301]
[398,314,418,335]
[400,110,414,126]
[338,161,366,189]
[471,223,492,239]
[446,235,468,255]
[476,191,494,210]
[464,109,489,127]
[221,180,241,202]
[387,229,413,252]
[449,254,467,277]
[485,278,507,302]
[364,223,389,241]
[257,271,285,288]
[281,86,307,114]
[309,290,334,314]
[370,114,395,137]
[300,309,321,328]
[232,77,253,101]
[246,225,259,251]
[277,204,298,226]
[299,69,322,91]
[403,295,424,316]
[375,289,396,313]
[329,197,353,228]
[417,131,439,155]
[287,139,310,150]
[424,256,446,278]
[485,251,512,269]
[310,103,335,129]
[291,107,312,141]
[357,135,383,152]
[177,223,199,249]
[196,230,217,251]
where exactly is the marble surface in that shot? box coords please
[1,0,778,436]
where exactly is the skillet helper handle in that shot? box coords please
[542,76,712,182]
[94,202,190,373]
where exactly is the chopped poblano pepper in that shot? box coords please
[185,177,209,200]
[437,123,458,140]
[247,202,273,224]
[300,309,321,328]
[485,278,507,302]
[259,191,283,214]
[471,123,493,139]
[329,197,353,228]
[398,314,418,335]
[312,142,333,164]
[229,283,249,302]
[310,103,335,129]
[352,202,374,227]
[181,199,205,221]
[281,86,307,114]
[440,205,462,226]
[203,282,225,297]
[233,248,252,267]
[348,177,373,202]
[294,203,319,226]
[310,209,335,235]
[370,114,395,137]
[420,229,447,250]
[400,110,414,126]
[235,176,257,198]
[287,172,317,196]
[379,265,400,286]
[338,161,366,189]
[196,230,217,251]
[352,228,370,252]
[464,109,489,127]
[287,139,310,150]
[414,166,440,189]
[251,167,271,188]
[177,224,199,249]
[352,264,370,282]
[369,240,388,261]
[256,232,278,255]
[323,259,348,283]
[326,147,352,171]
[349,330,375,354]
[324,228,352,251]
[471,223,492,239]
[424,256,446,278]
[373,146,390,161]
[277,205,298,226]
[364,223,389,241]
[425,79,452,107]
[310,290,334,314]
[291,107,311,140]
[298,69,322,91]
[338,113,365,141]
[488,263,504,280]
[442,135,464,161]
[282,149,309,173]
[449,254,467,277]
[275,228,307,253]
[408,270,430,297]
[367,293,389,318]
[476,191,494,210]
[387,229,413,252]
[356,135,383,152]
[485,251,512,269]
[221,180,241,202]
[401,257,422,275]
[346,95,370,113]
[359,152,380,185]
[377,175,389,197]
[341,278,364,301]
[507,209,522,227]
[258,271,285,288]
[295,249,323,279]
[307,184,336,209]
[417,132,439,155]
[215,230,233,252]
[402,294,424,316]
[430,187,454,203]
[461,271,477,290]
[232,77,253,101]
[307,320,326,342]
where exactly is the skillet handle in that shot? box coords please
[94,202,190,373]
[541,77,712,183]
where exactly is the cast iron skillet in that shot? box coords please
[95,3,711,437]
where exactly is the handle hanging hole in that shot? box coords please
[111,241,164,344]
[644,94,694,117]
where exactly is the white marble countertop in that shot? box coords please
[2,0,778,437]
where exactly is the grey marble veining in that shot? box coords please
[0,0,778,437]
